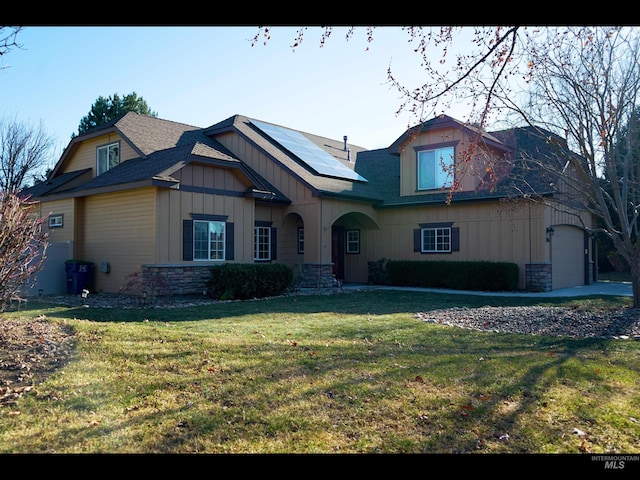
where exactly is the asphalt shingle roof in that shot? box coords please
[28,111,571,210]
[206,115,383,203]
[36,112,288,202]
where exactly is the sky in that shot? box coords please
[0,26,474,169]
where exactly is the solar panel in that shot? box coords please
[251,120,368,182]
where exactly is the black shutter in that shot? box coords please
[413,229,421,252]
[183,220,193,261]
[271,227,277,260]
[451,227,460,252]
[225,222,234,260]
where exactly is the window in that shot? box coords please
[298,227,304,254]
[183,216,233,261]
[422,227,451,252]
[417,145,454,190]
[193,220,225,261]
[346,229,360,254]
[414,222,459,254]
[97,142,120,175]
[48,214,63,228]
[254,226,271,261]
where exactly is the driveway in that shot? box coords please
[342,281,632,297]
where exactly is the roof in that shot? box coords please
[34,112,289,203]
[388,114,512,155]
[25,111,570,209]
[205,115,383,203]
[358,121,566,208]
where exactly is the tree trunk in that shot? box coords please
[632,263,640,309]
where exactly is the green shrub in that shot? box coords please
[382,260,518,292]
[207,263,293,300]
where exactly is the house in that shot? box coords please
[21,112,597,296]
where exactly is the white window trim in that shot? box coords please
[417,145,454,191]
[298,227,304,254]
[421,226,452,253]
[254,226,271,261]
[346,229,360,254]
[96,142,120,176]
[48,214,63,228]
[193,220,225,261]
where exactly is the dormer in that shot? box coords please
[388,115,513,198]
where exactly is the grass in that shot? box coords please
[1,289,639,457]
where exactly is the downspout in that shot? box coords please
[318,197,322,289]
[528,200,532,291]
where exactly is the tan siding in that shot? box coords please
[398,126,501,197]
[216,131,326,265]
[60,133,138,175]
[216,131,312,208]
[156,189,255,264]
[280,212,304,267]
[371,199,546,289]
[172,164,249,192]
[81,188,156,293]
[39,198,76,243]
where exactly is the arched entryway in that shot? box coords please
[331,212,379,284]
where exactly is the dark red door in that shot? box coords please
[331,227,345,280]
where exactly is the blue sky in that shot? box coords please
[0,26,472,168]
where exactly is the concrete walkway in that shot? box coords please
[341,281,633,297]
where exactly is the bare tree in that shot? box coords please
[256,26,640,306]
[504,27,640,306]
[0,191,48,311]
[0,26,22,67]
[0,114,54,192]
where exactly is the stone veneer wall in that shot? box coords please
[299,263,335,289]
[525,262,552,292]
[140,262,336,296]
[141,264,213,297]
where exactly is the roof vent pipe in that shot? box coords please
[347,148,351,162]
[343,135,348,151]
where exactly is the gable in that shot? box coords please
[397,124,512,198]
[54,132,138,178]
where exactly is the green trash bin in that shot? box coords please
[65,260,94,294]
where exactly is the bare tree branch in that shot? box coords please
[0,115,54,192]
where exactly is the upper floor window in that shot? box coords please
[97,142,120,176]
[417,145,454,190]
[193,220,225,261]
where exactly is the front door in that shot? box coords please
[331,226,345,280]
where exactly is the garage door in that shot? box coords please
[552,226,585,289]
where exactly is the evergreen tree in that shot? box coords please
[76,92,157,136]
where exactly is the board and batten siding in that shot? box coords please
[216,131,317,206]
[324,197,380,284]
[215,130,325,264]
[79,188,156,293]
[155,163,256,264]
[373,199,546,290]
